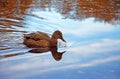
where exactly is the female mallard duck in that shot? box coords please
[23,30,66,47]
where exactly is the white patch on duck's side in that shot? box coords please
[57,39,67,52]
[57,39,66,47]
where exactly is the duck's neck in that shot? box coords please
[50,37,57,46]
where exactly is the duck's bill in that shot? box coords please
[61,38,66,42]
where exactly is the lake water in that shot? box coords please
[0,0,120,79]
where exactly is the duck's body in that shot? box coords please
[23,30,66,48]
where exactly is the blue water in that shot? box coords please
[0,0,120,79]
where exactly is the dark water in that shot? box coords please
[0,0,120,79]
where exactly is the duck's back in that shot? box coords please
[23,32,51,47]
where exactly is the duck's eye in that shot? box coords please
[26,37,30,39]
[58,34,62,38]
[57,32,61,35]
[59,34,62,37]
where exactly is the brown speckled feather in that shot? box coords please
[23,32,51,47]
[23,30,66,48]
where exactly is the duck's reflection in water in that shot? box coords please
[0,47,66,61]
[29,47,65,61]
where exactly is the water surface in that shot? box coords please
[0,0,120,79]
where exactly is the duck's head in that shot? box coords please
[51,30,66,42]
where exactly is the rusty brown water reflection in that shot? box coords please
[0,0,119,25]
[0,0,120,79]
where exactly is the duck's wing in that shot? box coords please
[24,32,50,41]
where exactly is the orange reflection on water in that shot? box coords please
[0,0,32,18]
[76,0,119,23]
[0,0,119,25]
